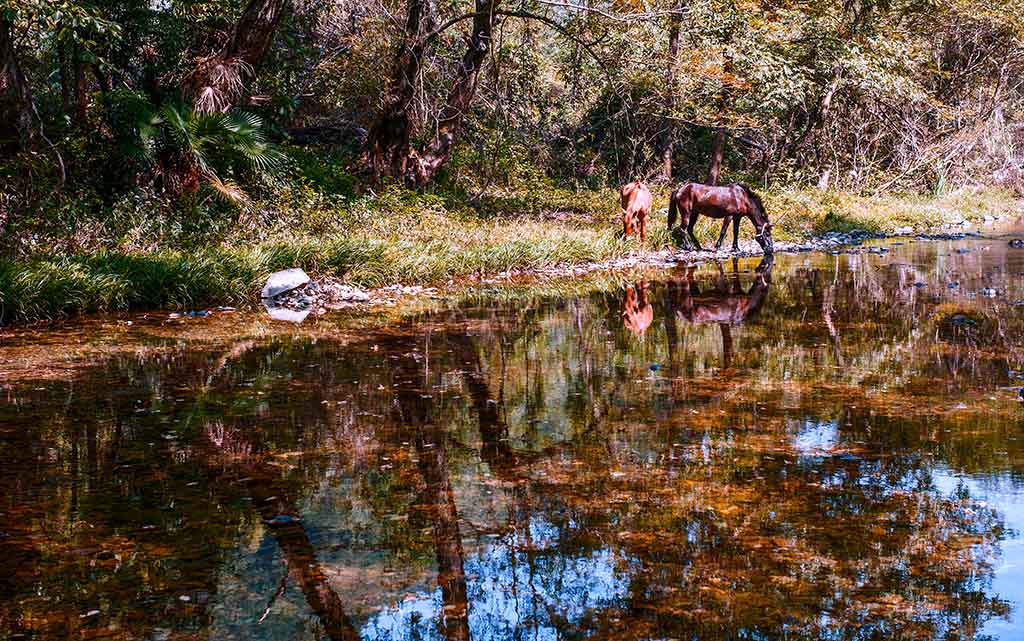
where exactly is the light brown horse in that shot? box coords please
[620,181,653,244]
[622,281,654,337]
[667,183,773,254]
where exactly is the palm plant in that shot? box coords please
[110,90,284,204]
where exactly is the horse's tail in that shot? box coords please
[667,188,678,230]
[737,183,766,220]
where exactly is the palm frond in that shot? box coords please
[203,171,251,206]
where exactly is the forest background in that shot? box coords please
[1,0,1023,320]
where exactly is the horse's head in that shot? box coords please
[756,222,774,254]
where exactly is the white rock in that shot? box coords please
[261,268,310,299]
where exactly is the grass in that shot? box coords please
[0,182,1020,324]
[0,232,633,323]
[764,186,1020,239]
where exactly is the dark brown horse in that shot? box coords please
[667,183,773,254]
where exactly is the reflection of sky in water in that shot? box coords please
[934,469,1024,641]
[208,529,315,641]
[792,418,839,455]
[363,517,631,641]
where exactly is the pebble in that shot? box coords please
[947,314,977,327]
[264,514,301,527]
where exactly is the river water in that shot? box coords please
[2,233,1024,640]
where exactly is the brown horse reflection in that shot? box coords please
[622,281,654,337]
[664,255,773,369]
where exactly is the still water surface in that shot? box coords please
[2,234,1024,640]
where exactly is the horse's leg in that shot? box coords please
[639,212,647,245]
[732,216,741,252]
[713,259,727,291]
[715,217,730,251]
[687,211,703,251]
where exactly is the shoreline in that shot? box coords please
[2,224,1022,382]
[2,193,1021,326]
[261,225,1018,321]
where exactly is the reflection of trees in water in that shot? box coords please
[1,252,1022,640]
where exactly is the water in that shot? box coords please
[2,234,1024,640]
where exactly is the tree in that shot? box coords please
[365,0,501,187]
[0,9,34,149]
[184,0,292,113]
[364,0,437,183]
[661,4,682,181]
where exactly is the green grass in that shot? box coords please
[0,183,1019,324]
[0,232,636,323]
[764,185,1020,239]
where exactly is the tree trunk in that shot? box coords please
[224,0,291,64]
[185,0,292,111]
[410,0,500,186]
[660,7,682,182]
[74,48,89,124]
[58,40,72,116]
[706,128,726,185]
[0,13,33,149]
[364,0,437,183]
[706,54,733,186]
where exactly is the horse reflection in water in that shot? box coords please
[621,282,654,337]
[664,255,773,369]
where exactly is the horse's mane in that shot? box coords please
[736,183,767,219]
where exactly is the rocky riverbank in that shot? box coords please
[259,226,1022,322]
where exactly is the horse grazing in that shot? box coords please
[622,281,654,337]
[620,181,653,244]
[667,183,773,254]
